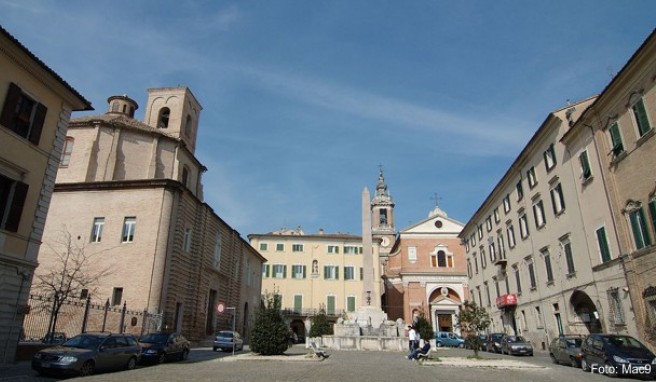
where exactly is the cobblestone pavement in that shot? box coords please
[0,345,645,382]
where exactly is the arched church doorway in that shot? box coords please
[289,319,306,343]
[570,290,602,333]
[428,287,462,334]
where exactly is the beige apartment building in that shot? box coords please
[0,25,92,362]
[383,206,469,334]
[564,29,656,350]
[462,29,656,351]
[249,228,366,339]
[30,86,265,343]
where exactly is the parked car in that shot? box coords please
[139,332,190,364]
[500,335,534,356]
[486,333,505,353]
[549,336,583,367]
[580,333,656,378]
[41,332,67,344]
[31,332,140,377]
[435,331,465,347]
[464,334,488,351]
[213,330,244,352]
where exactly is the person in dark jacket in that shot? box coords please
[408,340,431,360]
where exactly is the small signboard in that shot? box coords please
[217,302,226,314]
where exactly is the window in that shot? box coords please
[292,244,304,252]
[484,282,491,307]
[492,276,500,298]
[493,208,500,223]
[628,206,652,250]
[157,107,170,128]
[513,264,522,294]
[486,216,492,232]
[542,250,553,283]
[543,144,556,171]
[535,306,543,329]
[608,122,624,157]
[473,253,479,274]
[324,265,339,280]
[470,233,476,246]
[533,200,546,229]
[111,287,123,306]
[527,166,537,188]
[561,238,575,275]
[0,174,28,232]
[608,288,626,325]
[476,286,482,308]
[467,259,472,278]
[344,266,355,280]
[273,264,286,279]
[211,235,221,269]
[122,217,136,243]
[519,213,530,239]
[477,224,483,239]
[489,242,496,262]
[262,264,270,278]
[185,114,193,137]
[527,258,537,289]
[465,239,470,253]
[183,228,191,252]
[650,200,656,238]
[596,226,612,263]
[479,248,487,269]
[497,232,506,260]
[579,150,592,181]
[326,296,336,315]
[91,217,105,243]
[0,82,47,145]
[359,267,363,280]
[408,246,417,263]
[344,246,359,254]
[631,97,652,137]
[347,296,356,312]
[507,224,516,248]
[181,166,189,188]
[327,245,339,254]
[550,182,566,215]
[293,295,303,313]
[516,180,524,201]
[432,250,453,268]
[276,243,284,252]
[503,194,511,213]
[60,137,74,167]
[259,243,268,251]
[292,264,306,279]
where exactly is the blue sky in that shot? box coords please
[1,1,654,237]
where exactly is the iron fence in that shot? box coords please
[21,294,159,342]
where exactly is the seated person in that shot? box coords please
[408,341,431,360]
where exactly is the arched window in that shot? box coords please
[157,107,170,128]
[185,114,192,136]
[181,166,189,187]
[437,251,447,267]
[111,102,119,112]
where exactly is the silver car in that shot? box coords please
[213,330,244,352]
[500,335,534,356]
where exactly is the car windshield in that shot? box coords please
[63,335,105,349]
[603,336,647,350]
[566,338,582,348]
[217,332,234,339]
[140,333,170,344]
[506,336,526,343]
[491,334,504,340]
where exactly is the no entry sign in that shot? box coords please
[217,302,226,314]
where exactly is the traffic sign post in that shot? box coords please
[216,302,237,356]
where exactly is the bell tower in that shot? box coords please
[371,170,395,256]
[143,86,203,154]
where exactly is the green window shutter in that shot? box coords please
[649,201,656,238]
[327,296,335,315]
[580,152,591,179]
[303,265,307,279]
[641,208,652,246]
[266,264,270,277]
[294,295,302,312]
[324,266,328,279]
[597,227,611,262]
[347,297,355,312]
[335,267,339,280]
[360,267,363,280]
[609,123,624,154]
[283,265,287,278]
[633,100,651,135]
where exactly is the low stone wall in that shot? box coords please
[311,336,406,351]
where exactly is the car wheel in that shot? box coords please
[605,362,618,378]
[550,353,558,364]
[79,361,95,376]
[581,357,590,372]
[569,357,578,368]
[458,343,464,349]
[436,342,442,347]
[159,353,167,364]
[181,349,189,360]
[126,356,137,370]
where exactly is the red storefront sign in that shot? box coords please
[496,293,517,308]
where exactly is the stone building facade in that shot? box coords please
[30,87,264,342]
[0,25,91,362]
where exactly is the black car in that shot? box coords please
[139,332,190,364]
[581,333,656,378]
[486,333,505,353]
[32,332,141,377]
[549,336,583,367]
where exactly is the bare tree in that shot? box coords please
[33,229,113,341]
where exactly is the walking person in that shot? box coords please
[408,326,418,353]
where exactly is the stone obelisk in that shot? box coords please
[361,187,377,308]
